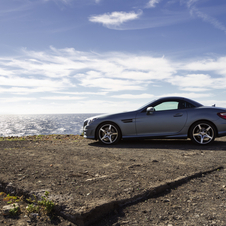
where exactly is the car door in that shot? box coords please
[135,101,187,136]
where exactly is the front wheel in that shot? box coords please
[97,123,121,145]
[189,121,216,145]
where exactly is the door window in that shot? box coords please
[154,101,179,111]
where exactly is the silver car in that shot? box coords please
[83,97,226,145]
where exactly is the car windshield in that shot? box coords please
[137,99,156,111]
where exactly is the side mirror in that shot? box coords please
[146,107,154,115]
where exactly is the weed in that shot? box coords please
[26,204,40,213]
[0,192,6,196]
[26,194,38,204]
[9,204,20,216]
[38,191,55,214]
[3,194,21,204]
[26,191,55,214]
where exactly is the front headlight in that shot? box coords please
[87,118,98,126]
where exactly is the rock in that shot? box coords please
[18,176,26,181]
[5,182,15,194]
[113,223,120,226]
[29,213,39,219]
[2,203,20,215]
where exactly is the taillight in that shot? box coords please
[218,112,226,120]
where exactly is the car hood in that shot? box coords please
[85,110,137,121]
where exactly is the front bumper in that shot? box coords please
[83,123,96,139]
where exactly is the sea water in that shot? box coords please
[0,114,97,137]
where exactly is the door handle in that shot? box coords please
[174,113,183,117]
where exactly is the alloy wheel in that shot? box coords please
[98,123,120,144]
[191,122,215,145]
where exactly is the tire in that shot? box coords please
[189,121,216,145]
[97,122,121,145]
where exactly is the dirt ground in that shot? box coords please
[0,135,226,226]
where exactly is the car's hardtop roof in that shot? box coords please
[155,96,203,106]
[138,96,203,110]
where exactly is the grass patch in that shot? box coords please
[0,134,84,142]
[26,191,55,214]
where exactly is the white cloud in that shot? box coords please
[185,0,226,34]
[146,0,161,8]
[0,68,14,76]
[168,74,213,88]
[71,99,143,113]
[180,87,209,92]
[193,8,226,34]
[89,10,142,27]
[0,75,72,88]
[41,96,86,100]
[186,0,199,8]
[79,77,145,91]
[168,73,226,91]
[114,55,175,80]
[0,97,36,103]
[184,57,226,75]
[158,92,213,99]
[43,0,71,4]
[1,47,226,113]
[111,93,154,99]
[5,49,87,78]
[0,87,60,95]
[201,100,226,108]
[54,91,108,95]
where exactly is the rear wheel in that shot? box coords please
[97,123,121,145]
[190,121,216,145]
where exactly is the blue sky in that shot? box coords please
[0,0,226,114]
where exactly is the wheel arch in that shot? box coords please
[188,119,218,138]
[95,121,122,140]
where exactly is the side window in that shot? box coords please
[154,101,179,111]
[185,101,195,108]
[178,101,195,109]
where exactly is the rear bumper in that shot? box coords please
[218,131,226,137]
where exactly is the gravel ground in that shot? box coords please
[0,135,226,226]
[94,169,226,226]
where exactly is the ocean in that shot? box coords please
[0,114,97,137]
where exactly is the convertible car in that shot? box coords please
[83,97,226,145]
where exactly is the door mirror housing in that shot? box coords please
[146,107,154,115]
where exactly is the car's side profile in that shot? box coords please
[83,97,226,145]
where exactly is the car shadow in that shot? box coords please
[88,138,226,151]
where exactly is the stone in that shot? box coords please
[29,213,39,219]
[2,203,20,215]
